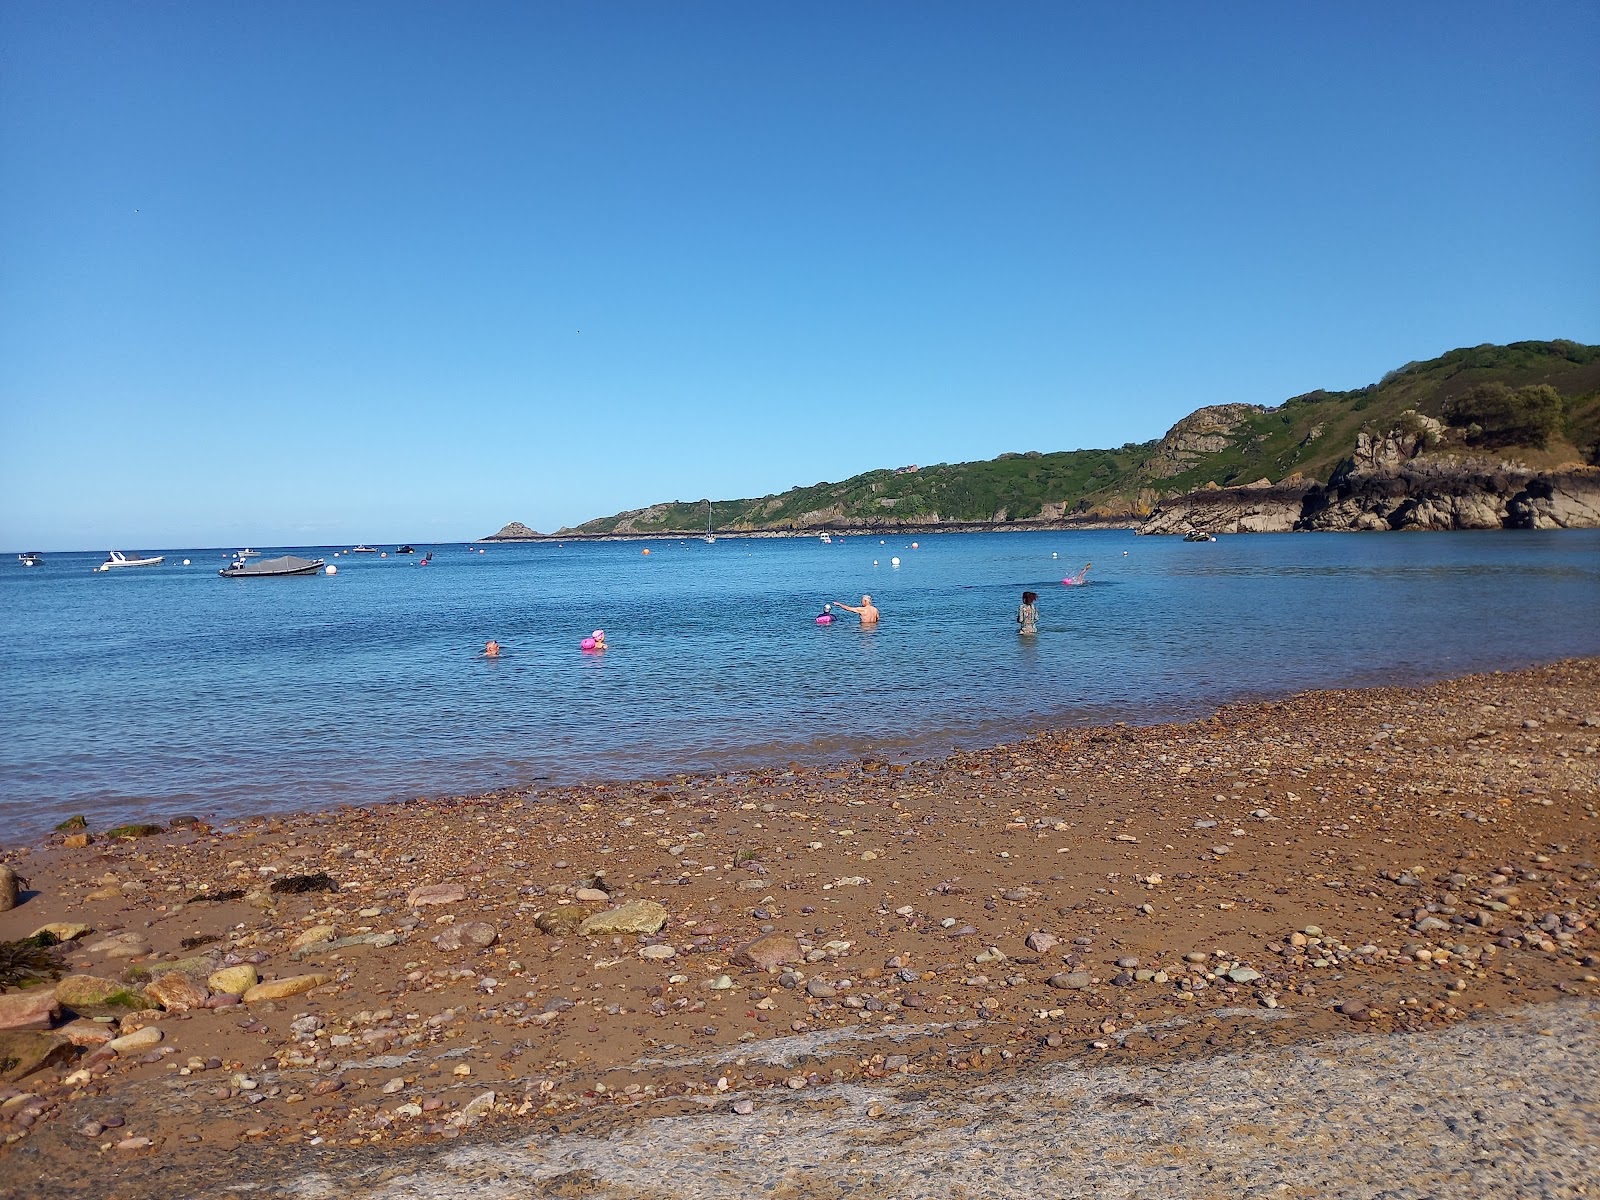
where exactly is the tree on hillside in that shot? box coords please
[1443,383,1564,449]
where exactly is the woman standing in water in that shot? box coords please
[1017,591,1039,636]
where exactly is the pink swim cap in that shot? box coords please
[592,629,604,638]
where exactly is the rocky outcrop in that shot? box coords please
[1141,462,1600,534]
[483,521,541,540]
[1143,404,1264,479]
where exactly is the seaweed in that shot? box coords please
[179,934,222,950]
[54,815,87,832]
[186,889,246,903]
[269,872,338,895]
[104,823,164,839]
[0,937,65,990]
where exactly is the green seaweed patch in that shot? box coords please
[102,989,147,1009]
[54,815,88,832]
[122,965,152,983]
[0,938,66,990]
[186,889,246,904]
[104,823,165,839]
[179,933,222,950]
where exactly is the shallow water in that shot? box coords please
[3,530,1597,842]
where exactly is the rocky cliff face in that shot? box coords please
[484,521,542,540]
[1143,404,1264,479]
[1141,463,1600,534]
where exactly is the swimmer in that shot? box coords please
[1017,591,1038,636]
[483,640,501,658]
[832,595,880,626]
[586,629,607,651]
[1062,562,1091,586]
[815,603,834,626]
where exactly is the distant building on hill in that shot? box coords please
[894,464,920,474]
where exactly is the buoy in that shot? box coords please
[873,560,879,566]
[815,614,832,625]
[182,558,191,566]
[642,549,650,555]
[1051,552,1058,559]
[891,557,900,567]
[380,552,387,558]
[326,564,337,575]
[911,542,918,549]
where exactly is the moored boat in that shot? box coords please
[99,550,165,570]
[18,552,43,567]
[219,554,326,578]
[351,545,378,553]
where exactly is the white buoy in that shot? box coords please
[1051,552,1058,559]
[325,564,337,575]
[873,560,879,566]
[911,542,918,549]
[891,556,900,567]
[182,558,191,566]
[380,552,387,558]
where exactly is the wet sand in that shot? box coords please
[0,659,1596,1197]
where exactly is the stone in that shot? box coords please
[578,900,669,937]
[1048,971,1092,990]
[1228,967,1262,984]
[407,883,467,908]
[805,979,838,998]
[1338,1000,1370,1022]
[55,975,141,1009]
[451,1090,496,1128]
[0,989,60,1032]
[144,973,209,1013]
[1025,931,1059,954]
[242,973,331,1003]
[292,925,337,949]
[58,1019,116,1047]
[0,865,20,911]
[639,944,676,960]
[573,887,610,903]
[732,932,803,971]
[0,1031,75,1081]
[62,833,91,848]
[108,1025,164,1054]
[207,965,259,995]
[432,922,498,952]
[535,908,589,937]
[31,923,91,943]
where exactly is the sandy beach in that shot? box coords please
[1,659,1596,1197]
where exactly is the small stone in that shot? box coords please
[639,944,676,960]
[732,932,803,971]
[1025,931,1058,954]
[108,1026,164,1055]
[805,979,837,998]
[732,1098,755,1115]
[407,883,467,908]
[432,922,498,952]
[242,974,330,1003]
[1048,972,1092,990]
[573,887,610,903]
[31,923,91,943]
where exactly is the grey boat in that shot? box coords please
[219,554,325,578]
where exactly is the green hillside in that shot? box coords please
[556,340,1600,535]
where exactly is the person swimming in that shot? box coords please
[1063,562,1091,586]
[815,603,834,625]
[483,640,501,658]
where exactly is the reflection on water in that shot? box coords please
[2,529,1597,842]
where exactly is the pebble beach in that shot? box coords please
[1,659,1597,1197]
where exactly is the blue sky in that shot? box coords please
[2,1,1596,549]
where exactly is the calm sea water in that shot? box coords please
[2,530,1597,844]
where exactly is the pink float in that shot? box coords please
[580,637,596,650]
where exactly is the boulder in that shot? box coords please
[535,908,591,937]
[0,1031,75,1081]
[407,883,467,908]
[432,922,498,952]
[578,900,669,937]
[207,965,259,995]
[292,924,338,949]
[242,973,330,1003]
[30,923,91,943]
[108,1025,164,1054]
[144,972,209,1013]
[0,988,59,1032]
[55,975,141,1009]
[732,933,803,971]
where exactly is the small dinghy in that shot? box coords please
[219,554,326,578]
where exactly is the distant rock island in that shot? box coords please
[484,340,1600,540]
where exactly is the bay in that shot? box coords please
[2,529,1597,844]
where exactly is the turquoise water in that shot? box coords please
[2,530,1597,844]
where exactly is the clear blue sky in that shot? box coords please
[2,1,1596,549]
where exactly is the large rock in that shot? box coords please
[432,922,498,952]
[578,900,669,937]
[535,908,591,937]
[108,1025,164,1054]
[732,933,803,971]
[144,972,209,1013]
[243,973,330,1003]
[0,1031,75,1081]
[0,864,22,911]
[30,923,91,943]
[292,924,337,949]
[0,988,59,1031]
[55,975,140,1009]
[207,965,259,995]
[407,883,466,908]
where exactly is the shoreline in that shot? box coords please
[1,659,1596,1193]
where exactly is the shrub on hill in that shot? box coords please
[1444,383,1564,449]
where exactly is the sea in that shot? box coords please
[3,530,1598,845]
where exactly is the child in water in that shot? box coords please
[1017,591,1038,636]
[816,603,833,625]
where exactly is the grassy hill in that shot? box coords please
[552,340,1600,536]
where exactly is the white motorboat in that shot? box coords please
[351,545,378,553]
[819,533,832,544]
[236,548,261,557]
[99,550,165,570]
[18,552,43,567]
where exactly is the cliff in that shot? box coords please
[483,521,542,541]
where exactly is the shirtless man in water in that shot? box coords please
[832,594,880,625]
